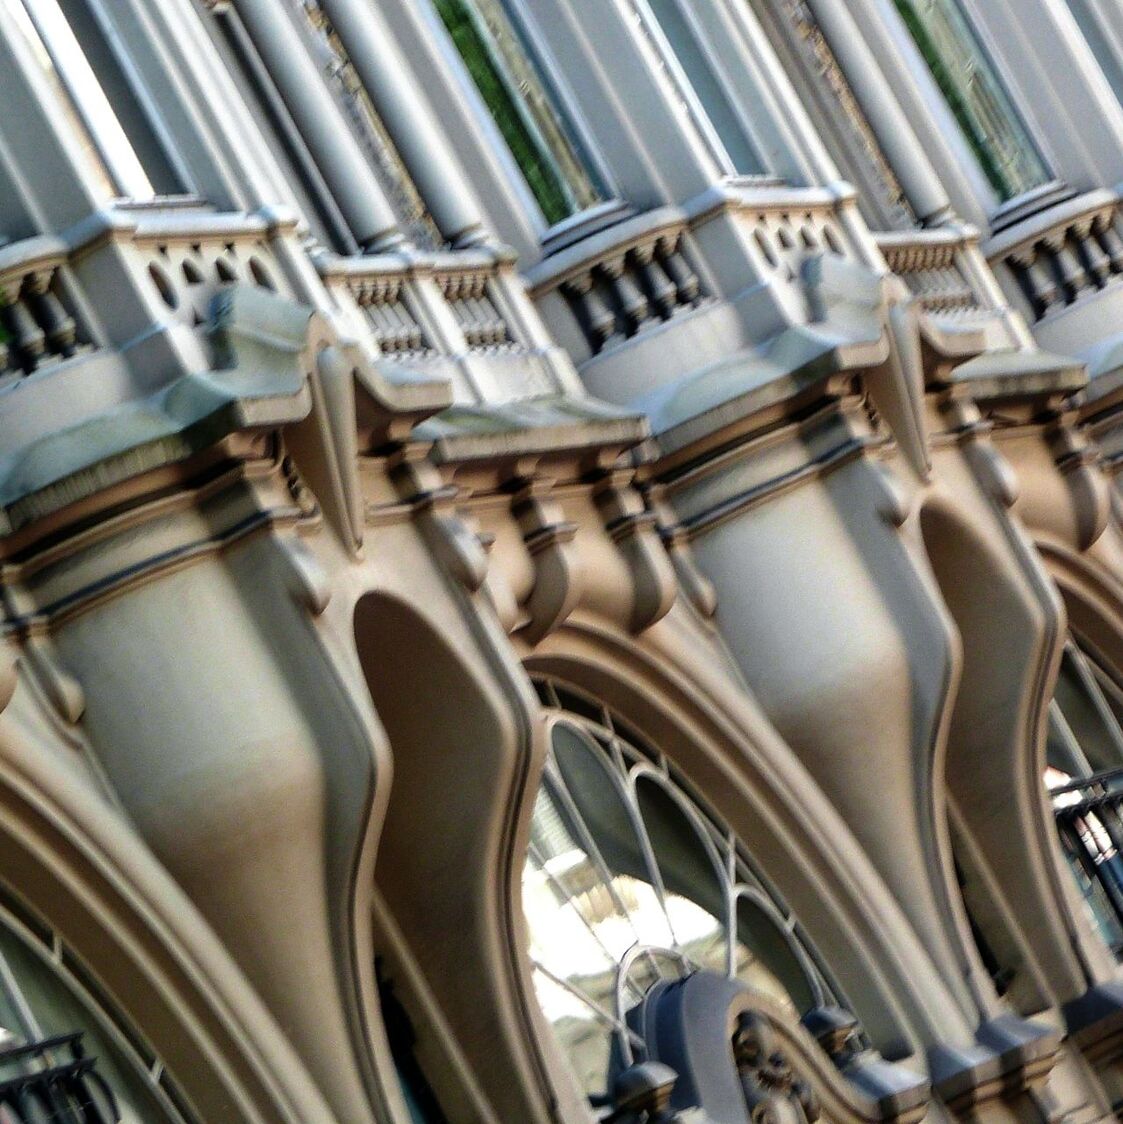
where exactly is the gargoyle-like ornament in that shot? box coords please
[734,1011,821,1124]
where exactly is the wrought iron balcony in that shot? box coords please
[1050,766,1123,956]
[0,1031,120,1123]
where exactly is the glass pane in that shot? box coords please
[5,0,156,199]
[642,0,762,173]
[734,897,812,1015]
[0,926,178,1122]
[524,781,635,1100]
[1055,649,1123,772]
[894,0,1050,201]
[550,725,675,951]
[532,968,614,1099]
[633,776,728,972]
[433,0,605,225]
[526,785,640,1002]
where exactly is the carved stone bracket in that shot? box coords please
[515,479,583,645]
[594,469,677,633]
[628,971,929,1124]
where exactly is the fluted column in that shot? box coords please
[320,0,487,246]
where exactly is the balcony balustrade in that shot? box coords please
[985,190,1123,322]
[0,237,84,383]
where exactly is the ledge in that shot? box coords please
[415,393,647,465]
[944,348,1086,402]
[983,189,1119,263]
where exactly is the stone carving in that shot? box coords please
[734,1011,822,1124]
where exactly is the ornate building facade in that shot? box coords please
[5,0,1123,1121]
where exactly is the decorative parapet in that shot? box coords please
[328,259,431,359]
[983,189,1123,321]
[524,206,706,356]
[128,211,292,329]
[0,236,86,381]
[524,185,876,370]
[67,208,295,336]
[876,228,985,316]
[316,244,528,364]
[432,263,517,351]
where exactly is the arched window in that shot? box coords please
[0,892,190,1123]
[526,677,860,1103]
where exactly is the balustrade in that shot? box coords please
[433,267,513,351]
[0,238,83,381]
[318,248,527,365]
[135,215,290,330]
[527,210,705,356]
[876,230,982,316]
[986,190,1123,321]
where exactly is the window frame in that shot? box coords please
[525,679,864,1105]
[419,0,625,241]
[626,0,775,180]
[5,0,194,203]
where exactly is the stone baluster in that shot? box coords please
[1094,210,1123,274]
[1074,218,1112,288]
[26,270,76,359]
[601,253,650,337]
[633,240,678,320]
[1,280,46,374]
[563,272,617,353]
[656,233,701,307]
[1009,245,1059,319]
[1045,230,1088,303]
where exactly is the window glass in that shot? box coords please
[894,0,1050,202]
[3,0,176,199]
[433,0,606,226]
[638,0,764,174]
[524,682,855,1105]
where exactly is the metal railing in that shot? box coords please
[0,1032,120,1123]
[1051,766,1123,955]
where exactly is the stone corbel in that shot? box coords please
[514,479,583,645]
[1049,422,1112,552]
[593,470,676,633]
